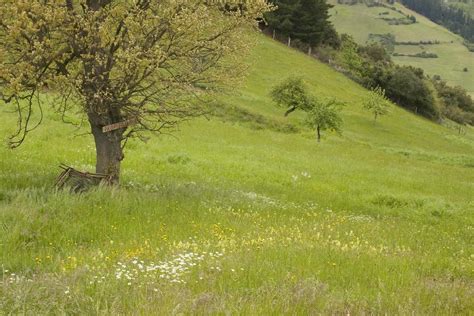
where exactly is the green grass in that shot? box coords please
[330,1,474,97]
[1,35,473,314]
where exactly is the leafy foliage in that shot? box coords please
[0,0,269,182]
[338,34,365,78]
[271,77,344,141]
[306,98,345,141]
[435,80,474,125]
[363,86,391,122]
[384,66,440,120]
[318,35,463,123]
[270,77,313,116]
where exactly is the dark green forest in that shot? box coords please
[400,0,474,44]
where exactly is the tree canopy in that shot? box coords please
[271,77,344,142]
[0,0,269,183]
[363,86,391,122]
[384,66,440,120]
[306,98,344,142]
[270,77,313,116]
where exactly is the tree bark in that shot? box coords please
[88,113,124,184]
[317,126,321,142]
[287,36,291,47]
[308,46,312,55]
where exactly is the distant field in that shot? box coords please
[1,35,473,314]
[330,2,474,96]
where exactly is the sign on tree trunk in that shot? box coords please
[102,119,137,133]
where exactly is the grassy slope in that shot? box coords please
[0,35,473,314]
[329,2,474,96]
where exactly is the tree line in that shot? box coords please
[262,0,474,126]
[324,35,474,125]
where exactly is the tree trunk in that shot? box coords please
[308,46,312,55]
[272,29,276,40]
[88,113,124,184]
[287,36,291,47]
[284,106,297,117]
[317,126,321,142]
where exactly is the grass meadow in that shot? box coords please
[329,1,474,97]
[1,35,473,314]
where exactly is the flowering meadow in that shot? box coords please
[1,36,473,314]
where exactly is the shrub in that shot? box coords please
[385,66,441,119]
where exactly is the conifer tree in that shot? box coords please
[265,0,299,46]
[291,0,333,54]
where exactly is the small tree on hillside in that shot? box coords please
[306,98,344,142]
[270,77,313,116]
[271,77,344,142]
[363,86,391,122]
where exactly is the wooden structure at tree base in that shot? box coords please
[56,164,112,192]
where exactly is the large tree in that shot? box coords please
[0,0,269,183]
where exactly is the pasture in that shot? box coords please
[1,36,473,314]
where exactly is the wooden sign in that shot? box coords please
[102,119,137,133]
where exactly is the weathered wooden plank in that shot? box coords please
[102,119,137,133]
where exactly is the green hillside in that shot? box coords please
[1,35,473,314]
[330,1,474,96]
